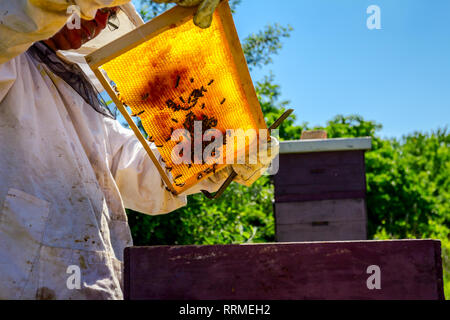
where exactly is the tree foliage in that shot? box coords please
[129,175,274,245]
[255,74,302,140]
[137,0,172,20]
[242,24,293,71]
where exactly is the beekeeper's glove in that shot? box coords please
[212,136,280,187]
[152,0,220,28]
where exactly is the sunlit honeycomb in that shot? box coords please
[101,8,265,193]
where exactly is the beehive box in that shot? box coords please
[274,137,372,242]
[86,0,266,194]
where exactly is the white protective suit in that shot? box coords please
[0,0,227,299]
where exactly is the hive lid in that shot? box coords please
[279,137,373,154]
[86,0,267,195]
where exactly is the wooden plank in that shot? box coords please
[274,150,366,202]
[276,151,366,183]
[275,189,366,203]
[124,240,444,300]
[300,130,327,140]
[276,220,367,242]
[276,168,365,188]
[274,199,367,242]
[123,244,131,301]
[215,0,266,129]
[275,199,366,224]
[279,137,372,154]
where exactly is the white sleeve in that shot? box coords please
[0,58,17,103]
[0,0,130,64]
[104,118,227,215]
[104,117,186,215]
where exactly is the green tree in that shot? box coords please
[243,24,293,71]
[255,74,302,141]
[129,175,275,245]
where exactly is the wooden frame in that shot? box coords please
[85,0,265,195]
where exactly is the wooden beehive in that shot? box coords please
[86,0,266,195]
[274,137,372,242]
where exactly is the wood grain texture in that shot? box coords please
[124,240,445,300]
[300,130,328,140]
[275,199,366,224]
[274,150,367,202]
[274,199,367,241]
[276,220,367,242]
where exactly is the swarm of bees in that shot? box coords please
[117,75,228,192]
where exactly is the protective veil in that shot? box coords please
[0,0,225,300]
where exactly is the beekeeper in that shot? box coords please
[0,0,278,300]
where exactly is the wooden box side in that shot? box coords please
[124,240,444,300]
[274,199,368,241]
[274,150,367,202]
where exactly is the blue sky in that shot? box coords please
[132,0,450,139]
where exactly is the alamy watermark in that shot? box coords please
[66,265,81,290]
[66,5,81,30]
[366,265,381,290]
[366,5,381,30]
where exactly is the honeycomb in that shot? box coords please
[101,8,265,193]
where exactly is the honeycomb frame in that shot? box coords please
[86,0,267,195]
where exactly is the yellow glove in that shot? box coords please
[152,0,220,28]
[213,136,280,187]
